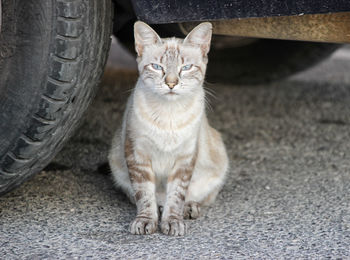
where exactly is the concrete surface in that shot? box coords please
[1,44,350,259]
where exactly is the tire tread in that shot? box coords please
[0,0,112,194]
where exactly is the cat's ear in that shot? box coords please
[183,22,212,56]
[134,21,162,56]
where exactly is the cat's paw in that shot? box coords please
[161,218,186,236]
[184,201,201,219]
[130,217,157,235]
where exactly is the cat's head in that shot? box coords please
[134,21,212,100]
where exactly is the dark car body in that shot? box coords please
[132,0,350,24]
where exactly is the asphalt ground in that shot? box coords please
[0,43,350,259]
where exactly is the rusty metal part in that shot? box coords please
[181,12,350,44]
[179,24,258,48]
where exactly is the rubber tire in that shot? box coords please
[206,39,340,85]
[0,0,113,195]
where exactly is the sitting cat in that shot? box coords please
[108,21,228,236]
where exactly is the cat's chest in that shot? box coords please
[133,116,199,152]
[131,99,202,152]
[141,131,197,178]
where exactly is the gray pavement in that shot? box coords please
[1,44,350,259]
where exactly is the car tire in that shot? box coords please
[206,39,340,84]
[0,0,113,195]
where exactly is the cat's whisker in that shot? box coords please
[204,96,214,112]
[122,87,136,95]
[203,86,218,100]
[205,92,218,101]
[203,79,216,86]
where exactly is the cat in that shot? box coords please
[108,21,228,236]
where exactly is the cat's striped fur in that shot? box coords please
[108,21,228,236]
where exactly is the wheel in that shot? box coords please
[0,0,113,195]
[206,38,340,84]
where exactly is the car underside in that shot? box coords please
[113,0,350,44]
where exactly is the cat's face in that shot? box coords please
[134,22,212,101]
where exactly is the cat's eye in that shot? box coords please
[182,64,193,71]
[151,63,163,70]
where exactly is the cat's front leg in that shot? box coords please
[125,141,158,235]
[128,164,158,235]
[161,156,196,236]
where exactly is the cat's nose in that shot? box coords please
[166,82,177,89]
[165,74,178,89]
